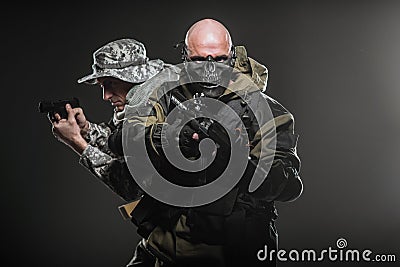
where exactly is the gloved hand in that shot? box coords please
[206,120,229,149]
[179,121,201,159]
[152,117,201,159]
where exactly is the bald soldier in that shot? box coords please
[123,19,302,267]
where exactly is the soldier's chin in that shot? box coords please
[199,83,225,98]
[115,104,125,112]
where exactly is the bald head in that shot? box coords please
[185,19,232,59]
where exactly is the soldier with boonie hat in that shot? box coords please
[50,38,166,265]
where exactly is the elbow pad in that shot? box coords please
[249,156,302,202]
[274,166,303,202]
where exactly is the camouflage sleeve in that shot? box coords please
[247,97,303,202]
[123,64,180,157]
[83,121,113,154]
[124,82,170,157]
[124,102,167,156]
[79,145,143,202]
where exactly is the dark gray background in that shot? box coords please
[3,0,399,266]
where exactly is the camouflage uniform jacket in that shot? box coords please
[78,63,176,202]
[79,92,143,202]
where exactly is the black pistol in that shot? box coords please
[38,97,80,122]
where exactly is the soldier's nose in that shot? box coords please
[103,88,113,101]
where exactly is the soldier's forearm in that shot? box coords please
[67,135,88,155]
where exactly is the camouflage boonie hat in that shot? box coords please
[78,38,163,84]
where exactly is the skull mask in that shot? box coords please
[181,46,236,98]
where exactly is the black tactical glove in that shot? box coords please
[152,117,201,159]
[179,121,201,159]
[205,120,230,150]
